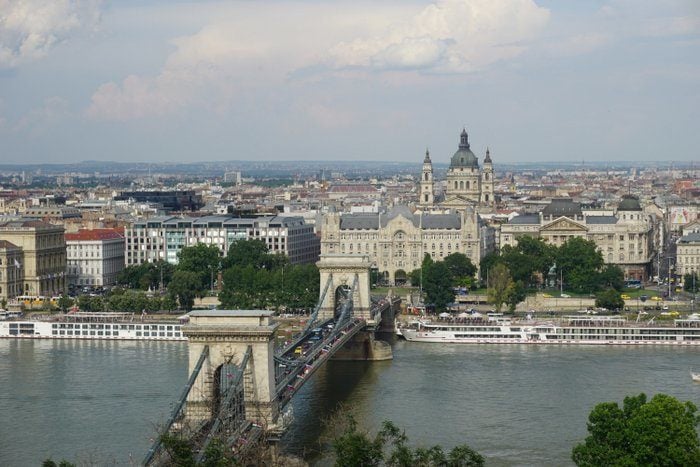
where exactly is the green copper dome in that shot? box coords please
[618,195,642,211]
[450,129,479,168]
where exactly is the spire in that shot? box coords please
[424,148,431,163]
[484,147,492,163]
[459,128,470,149]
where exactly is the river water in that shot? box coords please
[1,338,699,466]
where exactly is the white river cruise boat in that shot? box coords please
[0,312,187,341]
[400,315,700,345]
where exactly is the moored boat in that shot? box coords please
[401,315,700,345]
[0,312,187,341]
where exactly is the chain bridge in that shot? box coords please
[143,254,400,465]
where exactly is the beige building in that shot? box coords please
[500,196,657,281]
[677,233,700,277]
[0,240,23,301]
[320,205,493,285]
[0,220,66,297]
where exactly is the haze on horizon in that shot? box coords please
[1,0,698,166]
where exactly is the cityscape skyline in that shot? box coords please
[1,0,699,164]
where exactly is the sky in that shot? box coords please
[0,0,698,165]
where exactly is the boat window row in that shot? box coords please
[424,326,503,332]
[454,334,524,339]
[556,328,700,336]
[545,334,685,341]
[50,329,181,337]
[51,323,180,331]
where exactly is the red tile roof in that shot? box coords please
[65,228,124,242]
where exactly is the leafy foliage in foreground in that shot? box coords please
[332,414,484,467]
[572,393,700,466]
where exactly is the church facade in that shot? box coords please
[418,129,495,211]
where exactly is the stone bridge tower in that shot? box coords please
[182,310,280,428]
[317,254,372,321]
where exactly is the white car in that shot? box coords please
[560,293,571,298]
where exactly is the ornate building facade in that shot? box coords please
[320,205,494,285]
[0,220,66,298]
[500,196,657,281]
[419,129,495,211]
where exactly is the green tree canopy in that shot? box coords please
[572,393,700,466]
[332,414,484,467]
[168,270,200,311]
[177,244,222,297]
[499,236,557,288]
[504,280,527,312]
[423,261,454,312]
[594,289,624,311]
[557,237,605,294]
[599,264,624,291]
[684,272,699,293]
[443,252,477,286]
[222,239,287,271]
[116,261,175,291]
[487,263,512,312]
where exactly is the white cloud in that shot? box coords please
[328,0,550,72]
[86,1,550,121]
[0,0,101,68]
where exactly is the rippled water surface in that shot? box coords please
[2,338,700,466]
[282,339,700,466]
[0,340,187,466]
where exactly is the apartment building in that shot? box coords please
[65,229,125,287]
[125,215,319,266]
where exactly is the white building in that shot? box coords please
[65,229,125,287]
[677,233,700,277]
[125,215,320,266]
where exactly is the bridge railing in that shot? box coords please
[144,345,210,466]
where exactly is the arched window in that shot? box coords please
[485,194,489,202]
[466,181,470,189]
[425,173,429,181]
[454,181,458,189]
[460,181,464,189]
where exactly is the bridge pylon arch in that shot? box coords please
[317,254,372,321]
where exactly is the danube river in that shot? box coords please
[2,338,700,466]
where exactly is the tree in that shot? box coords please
[504,280,527,312]
[331,414,484,467]
[223,239,287,271]
[572,393,700,466]
[423,262,454,312]
[599,265,624,291]
[408,254,434,289]
[168,270,200,311]
[684,272,699,293]
[594,289,624,311]
[116,261,175,291]
[177,244,221,297]
[443,253,477,286]
[57,294,74,312]
[557,237,606,294]
[487,263,512,312]
[479,251,500,286]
